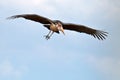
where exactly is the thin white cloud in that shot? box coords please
[1,0,119,17]
[1,0,56,14]
[1,0,45,6]
[0,60,28,78]
[85,55,120,80]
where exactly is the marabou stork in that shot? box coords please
[8,14,108,40]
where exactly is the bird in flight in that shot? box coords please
[8,14,108,40]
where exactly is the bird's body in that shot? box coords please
[50,23,58,32]
[8,14,108,40]
[44,23,60,40]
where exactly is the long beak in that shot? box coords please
[60,27,65,35]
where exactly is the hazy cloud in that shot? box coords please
[1,0,120,18]
[0,60,28,78]
[86,55,120,80]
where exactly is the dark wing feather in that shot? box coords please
[7,14,52,24]
[63,23,108,40]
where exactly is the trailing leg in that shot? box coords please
[44,30,51,40]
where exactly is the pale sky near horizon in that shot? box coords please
[0,0,120,80]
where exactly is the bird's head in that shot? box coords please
[55,21,65,35]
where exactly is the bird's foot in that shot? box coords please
[44,35,50,40]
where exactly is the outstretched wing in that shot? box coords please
[7,14,52,24]
[63,23,108,40]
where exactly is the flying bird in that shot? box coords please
[8,14,108,40]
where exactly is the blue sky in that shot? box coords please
[0,0,120,80]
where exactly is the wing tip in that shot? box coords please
[95,30,108,40]
[7,16,16,20]
[7,15,22,20]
